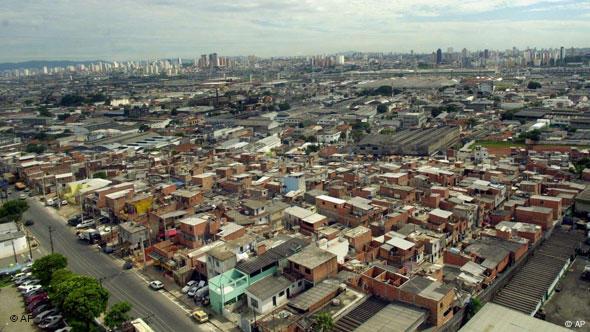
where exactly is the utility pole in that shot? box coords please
[11,239,17,264]
[140,237,147,271]
[48,226,54,253]
[25,231,33,261]
[41,175,46,203]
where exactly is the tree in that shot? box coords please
[517,129,541,142]
[138,124,150,132]
[62,283,109,331]
[527,81,542,89]
[104,302,133,330]
[26,143,46,154]
[313,312,334,332]
[0,200,29,223]
[278,102,291,111]
[171,108,179,116]
[50,274,100,308]
[464,297,483,321]
[38,107,52,118]
[305,144,320,155]
[92,171,107,179]
[60,94,86,107]
[32,253,68,286]
[376,104,389,114]
[51,268,75,287]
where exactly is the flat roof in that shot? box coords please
[460,303,569,332]
[355,303,427,332]
[430,208,453,219]
[316,195,346,205]
[246,275,292,300]
[288,245,336,270]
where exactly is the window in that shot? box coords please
[305,268,311,274]
[298,280,303,287]
[279,290,285,297]
[272,296,277,306]
[250,298,258,309]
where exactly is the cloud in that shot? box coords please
[0,0,588,61]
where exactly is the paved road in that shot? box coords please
[23,198,205,332]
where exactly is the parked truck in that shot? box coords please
[77,229,101,244]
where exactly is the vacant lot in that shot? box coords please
[0,285,36,332]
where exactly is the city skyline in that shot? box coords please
[1,0,590,62]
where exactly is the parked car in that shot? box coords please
[41,319,65,330]
[12,271,32,281]
[34,309,60,324]
[75,219,96,229]
[24,219,34,226]
[38,315,62,329]
[19,284,42,293]
[19,278,41,287]
[191,309,209,323]
[61,200,68,206]
[27,298,50,312]
[31,304,53,317]
[182,280,197,293]
[187,286,199,297]
[193,286,209,300]
[123,260,133,270]
[54,327,72,332]
[19,193,27,200]
[25,292,48,304]
[22,287,45,298]
[149,280,164,290]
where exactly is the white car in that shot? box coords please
[149,280,164,290]
[61,200,68,206]
[19,284,42,293]
[75,219,96,229]
[182,280,197,293]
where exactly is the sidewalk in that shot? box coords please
[137,265,239,331]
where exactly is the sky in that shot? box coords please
[1,0,590,62]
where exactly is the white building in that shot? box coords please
[0,222,28,260]
[245,275,305,315]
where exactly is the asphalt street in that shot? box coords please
[23,197,205,332]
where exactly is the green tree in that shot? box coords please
[464,297,483,321]
[466,118,478,128]
[63,283,109,331]
[51,268,75,287]
[32,253,68,286]
[313,312,334,332]
[0,200,29,223]
[26,143,46,154]
[527,81,542,89]
[376,104,389,114]
[138,124,150,132]
[50,274,100,308]
[104,302,133,330]
[92,171,107,179]
[278,102,291,111]
[38,107,52,118]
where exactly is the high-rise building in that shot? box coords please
[560,46,565,63]
[436,48,442,65]
[209,53,219,68]
[199,54,208,69]
[335,55,345,65]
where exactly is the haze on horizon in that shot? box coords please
[1,0,590,62]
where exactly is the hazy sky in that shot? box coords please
[1,0,589,62]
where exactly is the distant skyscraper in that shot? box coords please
[436,48,442,65]
[199,54,208,69]
[560,46,565,62]
[335,55,345,65]
[209,53,219,68]
[484,49,489,59]
[177,57,182,66]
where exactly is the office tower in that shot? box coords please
[199,54,208,69]
[335,55,345,65]
[209,53,219,68]
[177,57,182,66]
[436,48,442,65]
